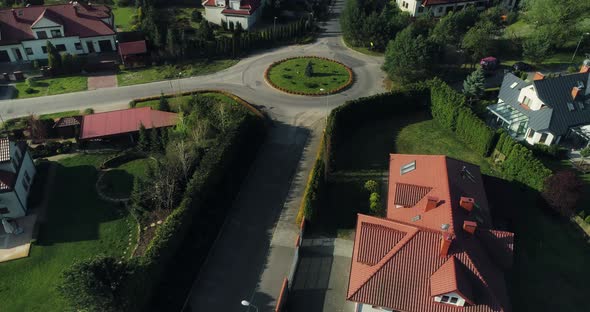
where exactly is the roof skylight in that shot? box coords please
[400,161,416,175]
[510,82,518,89]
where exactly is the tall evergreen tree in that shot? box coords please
[150,128,162,153]
[158,92,171,112]
[463,68,485,103]
[137,123,149,152]
[305,61,313,77]
[46,41,61,72]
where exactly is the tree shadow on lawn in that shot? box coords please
[483,175,590,312]
[100,169,134,198]
[334,111,429,171]
[35,164,127,246]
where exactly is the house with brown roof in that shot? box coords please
[347,154,514,312]
[0,2,115,63]
[0,138,36,219]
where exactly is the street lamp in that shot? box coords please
[241,300,259,312]
[273,16,277,32]
[572,32,590,63]
[319,88,328,124]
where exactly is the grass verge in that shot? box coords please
[14,76,88,99]
[117,59,239,86]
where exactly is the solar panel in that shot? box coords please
[400,161,416,175]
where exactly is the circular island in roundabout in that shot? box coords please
[264,56,354,96]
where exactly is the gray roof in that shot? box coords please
[534,72,590,135]
[497,73,552,131]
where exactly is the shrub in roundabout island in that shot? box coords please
[265,56,354,96]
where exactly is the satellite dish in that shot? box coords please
[441,223,450,231]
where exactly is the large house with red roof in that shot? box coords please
[201,0,264,30]
[0,2,115,63]
[394,0,516,17]
[347,154,514,312]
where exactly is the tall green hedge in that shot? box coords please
[455,106,496,156]
[495,131,551,191]
[296,135,326,224]
[430,78,464,131]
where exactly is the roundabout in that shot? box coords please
[264,56,353,95]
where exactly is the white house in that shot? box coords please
[0,138,36,219]
[488,63,590,147]
[0,2,116,63]
[394,0,517,17]
[201,0,264,30]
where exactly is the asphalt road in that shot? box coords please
[0,1,386,311]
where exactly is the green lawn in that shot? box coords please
[266,57,351,94]
[117,59,239,86]
[100,158,153,199]
[112,6,136,31]
[39,110,81,120]
[0,154,138,312]
[135,92,237,112]
[14,76,87,99]
[342,38,385,57]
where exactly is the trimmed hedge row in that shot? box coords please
[264,56,355,96]
[115,97,267,311]
[430,78,495,156]
[296,135,326,223]
[495,131,552,191]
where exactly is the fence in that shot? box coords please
[274,217,306,312]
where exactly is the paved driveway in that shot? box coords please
[87,71,117,90]
[288,238,355,312]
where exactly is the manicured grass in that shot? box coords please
[266,57,351,94]
[0,154,138,312]
[14,76,88,99]
[112,6,136,31]
[135,92,237,113]
[117,59,239,86]
[39,110,80,120]
[100,158,153,199]
[342,38,384,57]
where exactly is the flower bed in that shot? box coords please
[264,56,354,96]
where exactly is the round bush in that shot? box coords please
[265,56,353,96]
[25,87,36,94]
[585,215,590,224]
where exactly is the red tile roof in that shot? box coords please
[0,4,113,45]
[80,107,178,140]
[394,182,433,208]
[53,116,82,128]
[118,40,147,56]
[347,154,514,312]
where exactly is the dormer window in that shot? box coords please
[50,29,62,38]
[36,31,47,39]
[522,96,532,107]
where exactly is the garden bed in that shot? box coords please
[264,56,353,95]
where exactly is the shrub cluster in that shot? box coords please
[495,131,552,191]
[31,141,76,158]
[296,135,326,224]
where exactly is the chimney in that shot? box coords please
[460,197,474,212]
[533,72,545,81]
[425,196,439,212]
[440,232,453,257]
[572,87,581,100]
[463,221,477,234]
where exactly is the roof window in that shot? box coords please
[578,102,585,110]
[510,82,518,89]
[411,215,421,222]
[400,161,416,175]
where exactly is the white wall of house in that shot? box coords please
[395,0,494,17]
[433,291,467,307]
[517,85,545,110]
[0,34,115,62]
[203,6,226,27]
[0,143,36,219]
[525,129,555,146]
[356,303,394,312]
